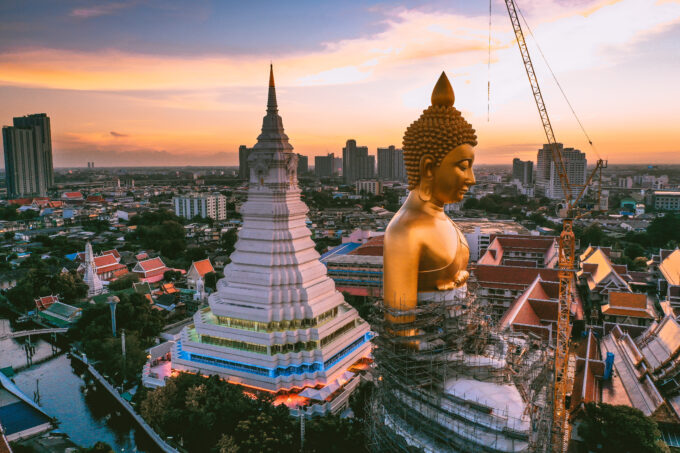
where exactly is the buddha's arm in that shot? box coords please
[383,228,419,315]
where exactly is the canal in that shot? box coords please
[1,321,154,452]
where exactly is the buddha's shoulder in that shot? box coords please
[385,209,439,241]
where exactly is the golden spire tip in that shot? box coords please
[431,71,454,107]
[269,63,275,87]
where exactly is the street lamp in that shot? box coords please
[106,296,120,337]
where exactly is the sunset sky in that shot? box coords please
[1,0,679,167]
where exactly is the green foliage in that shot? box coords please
[6,265,86,310]
[80,442,115,453]
[82,219,111,233]
[204,271,219,291]
[141,373,368,453]
[163,270,183,282]
[108,273,140,291]
[580,224,607,247]
[0,205,39,221]
[624,243,646,260]
[127,210,187,259]
[648,214,680,248]
[304,415,366,453]
[187,246,208,262]
[69,293,165,385]
[578,403,669,453]
[343,293,376,320]
[220,229,238,255]
[140,373,297,452]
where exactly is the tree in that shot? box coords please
[221,229,238,255]
[580,224,606,247]
[49,270,87,302]
[204,272,219,291]
[578,403,669,453]
[624,243,646,260]
[647,213,680,248]
[81,442,115,453]
[108,273,140,291]
[163,270,183,282]
[186,247,208,262]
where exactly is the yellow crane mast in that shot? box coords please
[502,0,606,451]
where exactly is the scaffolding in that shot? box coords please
[368,281,553,452]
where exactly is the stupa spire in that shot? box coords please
[267,63,278,114]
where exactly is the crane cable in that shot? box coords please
[512,0,602,160]
[487,0,492,122]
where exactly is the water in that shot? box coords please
[2,319,154,452]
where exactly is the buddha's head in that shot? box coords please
[403,72,477,205]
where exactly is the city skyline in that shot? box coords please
[1,0,679,167]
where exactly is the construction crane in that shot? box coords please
[502,1,607,451]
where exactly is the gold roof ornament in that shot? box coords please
[431,71,455,107]
[402,71,477,190]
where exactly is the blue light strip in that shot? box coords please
[177,332,372,379]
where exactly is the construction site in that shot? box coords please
[368,279,554,453]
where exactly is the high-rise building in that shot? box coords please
[314,152,339,178]
[173,193,227,220]
[377,145,406,182]
[343,139,374,184]
[238,145,251,179]
[536,143,587,200]
[297,153,308,175]
[512,158,533,186]
[172,67,372,412]
[2,113,54,198]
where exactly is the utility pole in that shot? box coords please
[121,328,127,388]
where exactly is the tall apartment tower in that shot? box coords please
[377,145,406,182]
[2,113,54,198]
[171,67,371,408]
[315,153,335,177]
[512,158,533,186]
[297,153,308,175]
[536,144,587,200]
[173,193,227,220]
[342,139,374,184]
[238,145,251,179]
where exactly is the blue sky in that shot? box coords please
[1,0,679,167]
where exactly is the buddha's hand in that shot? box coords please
[453,270,469,287]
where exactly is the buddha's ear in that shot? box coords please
[419,154,435,181]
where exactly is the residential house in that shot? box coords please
[186,258,215,290]
[657,249,680,309]
[577,246,631,306]
[133,257,172,283]
[473,265,561,320]
[601,291,656,337]
[477,234,558,268]
[499,275,583,344]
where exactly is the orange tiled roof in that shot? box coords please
[660,249,680,286]
[349,235,384,257]
[191,259,214,277]
[609,292,647,309]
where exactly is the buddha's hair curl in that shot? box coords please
[402,104,477,190]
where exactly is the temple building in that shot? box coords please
[171,67,372,415]
[82,242,103,297]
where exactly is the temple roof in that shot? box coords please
[660,249,680,286]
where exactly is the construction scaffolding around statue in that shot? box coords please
[369,281,553,453]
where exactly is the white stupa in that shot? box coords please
[172,66,372,397]
[83,241,103,297]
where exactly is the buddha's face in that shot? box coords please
[430,144,476,205]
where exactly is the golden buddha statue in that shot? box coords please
[383,72,477,328]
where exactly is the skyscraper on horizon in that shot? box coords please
[314,152,339,177]
[2,113,54,198]
[377,145,406,182]
[296,153,308,175]
[238,145,251,180]
[171,67,372,410]
[343,139,374,184]
[536,144,587,200]
[512,158,533,186]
